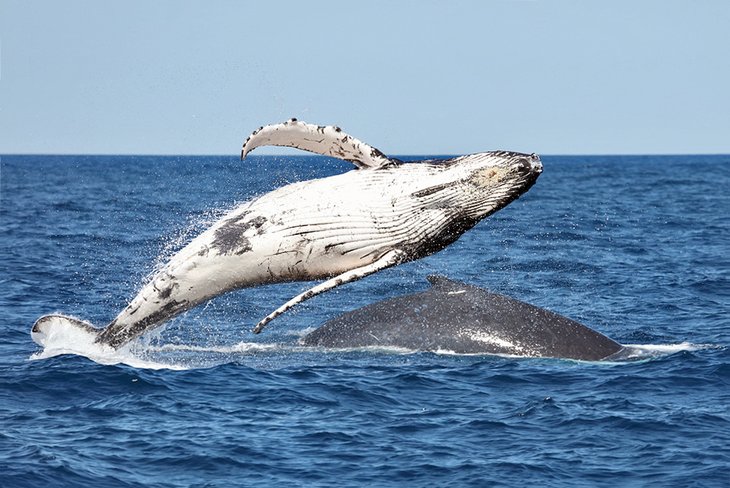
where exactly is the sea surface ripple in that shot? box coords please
[1,154,729,487]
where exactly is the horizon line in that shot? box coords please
[2,152,729,158]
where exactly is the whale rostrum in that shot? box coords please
[32,119,542,350]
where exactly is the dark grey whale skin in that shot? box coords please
[302,276,627,361]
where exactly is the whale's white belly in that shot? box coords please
[115,167,445,326]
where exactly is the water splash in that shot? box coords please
[29,319,187,370]
[30,327,712,370]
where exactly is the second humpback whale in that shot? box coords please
[302,276,631,361]
[32,120,542,350]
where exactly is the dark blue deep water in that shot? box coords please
[1,154,729,487]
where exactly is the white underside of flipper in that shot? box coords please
[241,119,392,169]
[253,248,407,333]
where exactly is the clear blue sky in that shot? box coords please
[1,0,728,155]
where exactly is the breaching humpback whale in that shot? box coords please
[32,119,542,350]
[303,276,629,361]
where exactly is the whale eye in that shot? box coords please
[515,157,535,174]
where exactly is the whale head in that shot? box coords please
[461,151,542,219]
[403,151,542,256]
[414,151,542,220]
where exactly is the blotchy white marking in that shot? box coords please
[447,290,467,295]
[468,331,524,351]
[459,328,540,356]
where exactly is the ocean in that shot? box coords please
[1,154,728,487]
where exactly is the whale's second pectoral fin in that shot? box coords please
[241,119,393,170]
[253,249,407,334]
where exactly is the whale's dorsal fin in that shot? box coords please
[426,275,468,290]
[241,119,393,170]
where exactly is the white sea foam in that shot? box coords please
[314,344,417,355]
[614,342,718,361]
[30,319,715,370]
[30,343,188,370]
[29,319,188,370]
[623,342,706,353]
[146,342,284,354]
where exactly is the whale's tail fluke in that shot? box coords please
[31,314,101,348]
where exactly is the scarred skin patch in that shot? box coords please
[470,166,509,187]
[211,215,267,255]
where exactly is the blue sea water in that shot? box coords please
[1,154,729,487]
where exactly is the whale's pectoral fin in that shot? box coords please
[253,249,407,334]
[241,119,394,170]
